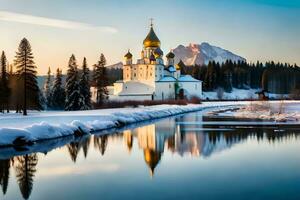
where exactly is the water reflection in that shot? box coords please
[0,159,10,195]
[0,113,300,199]
[14,154,38,200]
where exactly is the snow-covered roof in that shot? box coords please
[178,75,201,82]
[157,76,177,82]
[166,65,176,73]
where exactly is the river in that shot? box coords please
[0,108,300,200]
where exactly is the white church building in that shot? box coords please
[93,23,202,102]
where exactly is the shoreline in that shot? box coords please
[1,100,300,148]
[0,102,245,147]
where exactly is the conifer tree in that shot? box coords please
[93,54,109,105]
[0,51,10,113]
[51,68,65,110]
[14,154,38,200]
[65,54,84,111]
[0,159,10,195]
[43,67,52,109]
[14,38,42,115]
[79,57,91,110]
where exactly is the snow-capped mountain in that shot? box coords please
[106,62,123,69]
[173,43,246,66]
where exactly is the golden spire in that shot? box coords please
[143,19,161,48]
[143,148,161,178]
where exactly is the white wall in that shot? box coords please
[110,95,153,101]
[179,81,202,98]
[155,82,176,100]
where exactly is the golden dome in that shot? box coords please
[143,26,161,48]
[124,50,133,59]
[143,148,161,177]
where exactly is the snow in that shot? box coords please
[213,101,300,122]
[166,65,176,73]
[158,76,177,82]
[202,88,290,100]
[173,42,245,66]
[178,75,201,82]
[203,88,257,100]
[0,102,243,147]
[1,101,298,147]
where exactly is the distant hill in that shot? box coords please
[106,62,123,69]
[173,43,246,66]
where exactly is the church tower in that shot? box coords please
[123,50,133,82]
[142,21,164,82]
[143,20,161,61]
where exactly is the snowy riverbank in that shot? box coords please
[0,102,245,147]
[212,101,300,122]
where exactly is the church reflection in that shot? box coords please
[1,115,300,199]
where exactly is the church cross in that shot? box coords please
[150,18,154,27]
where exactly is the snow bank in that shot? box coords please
[0,103,242,147]
[214,101,300,122]
[203,88,290,100]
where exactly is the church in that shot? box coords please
[106,22,202,101]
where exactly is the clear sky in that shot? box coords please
[0,0,299,75]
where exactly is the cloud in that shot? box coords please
[0,11,118,33]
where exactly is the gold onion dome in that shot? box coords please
[124,50,133,59]
[154,47,163,58]
[143,26,161,48]
[143,149,161,177]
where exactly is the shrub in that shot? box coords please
[93,98,201,109]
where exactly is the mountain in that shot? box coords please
[106,62,123,69]
[173,43,246,66]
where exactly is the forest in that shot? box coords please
[180,60,300,95]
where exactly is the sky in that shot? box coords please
[0,0,299,75]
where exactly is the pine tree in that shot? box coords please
[14,38,42,115]
[43,67,52,109]
[14,154,38,200]
[79,57,91,110]
[67,142,81,162]
[0,51,10,113]
[0,159,10,195]
[93,54,109,105]
[51,68,65,110]
[65,54,84,111]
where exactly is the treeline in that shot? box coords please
[1,38,111,115]
[181,60,300,94]
[43,53,110,111]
